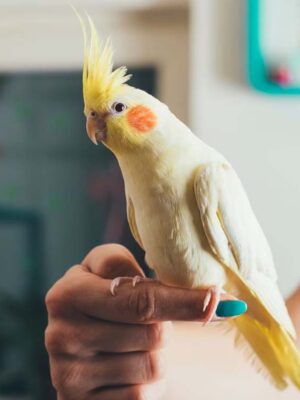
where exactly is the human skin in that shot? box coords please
[45,244,244,400]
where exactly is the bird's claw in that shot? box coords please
[132,275,143,287]
[110,275,147,296]
[202,286,224,325]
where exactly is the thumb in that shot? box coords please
[81,244,145,280]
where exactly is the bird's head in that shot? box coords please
[81,17,169,156]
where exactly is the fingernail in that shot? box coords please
[216,300,247,317]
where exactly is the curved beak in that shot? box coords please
[86,114,107,145]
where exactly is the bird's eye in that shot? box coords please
[111,102,127,114]
[90,110,97,118]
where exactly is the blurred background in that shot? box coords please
[0,0,300,399]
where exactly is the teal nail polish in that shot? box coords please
[216,300,247,317]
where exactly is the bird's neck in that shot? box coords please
[116,137,202,198]
[116,144,173,184]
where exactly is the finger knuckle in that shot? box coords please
[45,282,72,316]
[142,351,162,382]
[87,244,134,263]
[51,362,81,393]
[45,326,62,355]
[146,323,164,349]
[129,287,156,322]
[47,323,88,358]
[85,244,139,279]
[45,284,60,314]
[45,269,83,316]
[44,323,71,355]
[50,363,66,391]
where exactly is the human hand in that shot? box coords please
[45,244,243,400]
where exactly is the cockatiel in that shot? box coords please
[77,15,300,390]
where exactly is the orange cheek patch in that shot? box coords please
[127,105,157,133]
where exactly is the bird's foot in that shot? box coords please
[202,286,224,325]
[110,275,150,296]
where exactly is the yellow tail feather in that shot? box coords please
[225,268,300,390]
[233,314,300,390]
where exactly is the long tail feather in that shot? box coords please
[225,268,300,390]
[233,314,300,389]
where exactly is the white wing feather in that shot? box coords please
[194,162,296,338]
[125,191,144,250]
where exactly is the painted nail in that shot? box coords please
[216,300,247,317]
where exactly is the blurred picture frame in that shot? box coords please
[247,0,300,95]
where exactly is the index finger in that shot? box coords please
[65,266,244,323]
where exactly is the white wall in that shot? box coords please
[0,4,189,122]
[190,0,300,296]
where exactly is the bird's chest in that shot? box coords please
[136,180,184,247]
[122,157,226,289]
[129,174,210,286]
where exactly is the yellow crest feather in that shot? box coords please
[76,11,131,113]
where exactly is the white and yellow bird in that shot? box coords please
[78,15,300,390]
